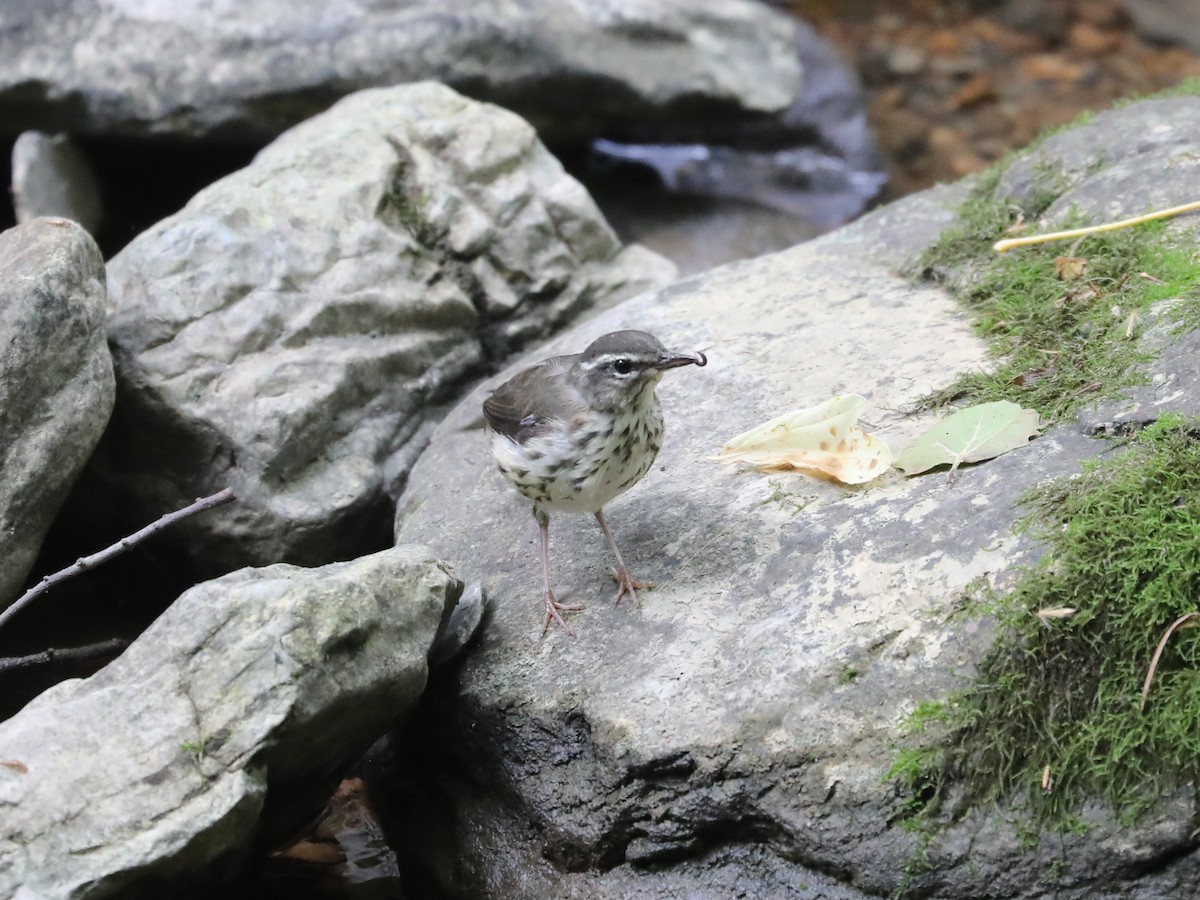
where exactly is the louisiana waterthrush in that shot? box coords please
[483,330,707,634]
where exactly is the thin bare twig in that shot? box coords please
[0,488,236,633]
[1140,612,1200,712]
[0,637,129,674]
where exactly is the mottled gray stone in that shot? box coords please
[0,546,459,900]
[1119,0,1200,54]
[1077,304,1200,434]
[997,97,1200,237]
[829,178,972,273]
[10,132,103,234]
[387,97,1200,898]
[0,0,800,142]
[0,218,113,610]
[388,232,1033,897]
[94,82,672,576]
[588,17,886,275]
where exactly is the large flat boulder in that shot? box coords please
[387,97,1200,897]
[389,218,1054,898]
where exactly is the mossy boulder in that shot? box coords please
[384,94,1200,898]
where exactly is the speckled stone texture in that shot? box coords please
[92,82,674,577]
[0,218,113,610]
[0,546,459,899]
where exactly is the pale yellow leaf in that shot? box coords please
[714,395,893,485]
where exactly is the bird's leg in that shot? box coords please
[594,509,654,607]
[536,508,582,635]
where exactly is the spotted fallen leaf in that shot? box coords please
[714,394,893,485]
[894,401,1043,476]
[1054,255,1087,281]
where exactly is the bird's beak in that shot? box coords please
[656,349,708,370]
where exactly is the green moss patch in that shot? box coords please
[380,136,441,247]
[889,123,1200,874]
[890,415,1200,833]
[914,171,1200,421]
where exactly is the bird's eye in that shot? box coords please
[612,358,633,375]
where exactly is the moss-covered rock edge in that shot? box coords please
[887,88,1200,890]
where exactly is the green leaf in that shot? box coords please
[894,401,1042,475]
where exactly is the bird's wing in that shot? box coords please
[482,354,582,444]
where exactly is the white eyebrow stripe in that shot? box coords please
[581,352,657,369]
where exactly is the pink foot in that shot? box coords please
[610,568,654,607]
[541,589,584,636]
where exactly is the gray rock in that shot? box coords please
[585,17,885,275]
[0,218,113,610]
[835,178,973,273]
[0,0,800,142]
[996,97,1200,237]
[94,82,673,575]
[10,132,103,235]
[1119,0,1200,54]
[0,545,460,899]
[387,99,1200,897]
[388,232,1007,898]
[1077,302,1200,434]
[429,580,488,667]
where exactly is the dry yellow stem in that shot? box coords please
[994,200,1200,253]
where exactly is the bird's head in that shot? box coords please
[572,330,707,411]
